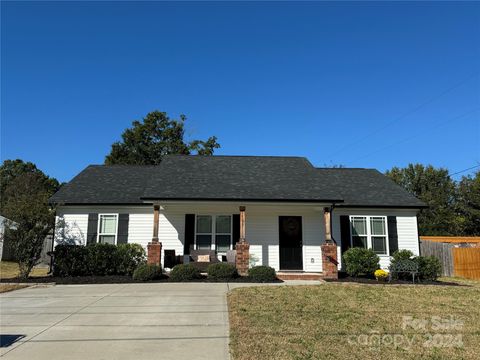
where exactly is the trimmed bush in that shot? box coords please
[343,248,380,277]
[53,243,147,277]
[132,264,162,281]
[248,266,277,282]
[207,263,238,280]
[117,243,146,275]
[169,264,202,282]
[416,256,442,281]
[53,245,89,277]
[86,243,119,276]
[392,249,414,262]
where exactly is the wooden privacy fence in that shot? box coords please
[452,248,480,280]
[420,240,455,277]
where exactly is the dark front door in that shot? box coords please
[279,216,303,270]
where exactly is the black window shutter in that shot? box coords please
[387,216,399,255]
[340,215,351,254]
[232,214,240,245]
[86,213,99,245]
[117,214,129,244]
[184,214,195,255]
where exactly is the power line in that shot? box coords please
[449,164,480,177]
[347,107,480,165]
[327,71,479,160]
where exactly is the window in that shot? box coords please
[196,215,212,250]
[215,215,232,253]
[195,215,232,253]
[350,216,388,255]
[98,214,118,244]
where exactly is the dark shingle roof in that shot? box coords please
[314,168,426,208]
[50,155,425,207]
[49,165,158,204]
[142,156,342,201]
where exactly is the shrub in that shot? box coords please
[343,248,380,277]
[248,266,277,282]
[116,243,146,275]
[415,256,442,282]
[169,264,202,281]
[392,249,414,262]
[132,264,163,281]
[374,269,389,281]
[86,243,119,276]
[53,243,147,277]
[53,245,89,276]
[207,263,238,280]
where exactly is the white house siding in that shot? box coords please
[332,208,420,270]
[158,203,327,272]
[55,204,419,272]
[55,206,152,248]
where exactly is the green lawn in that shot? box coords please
[228,279,480,360]
[0,261,49,279]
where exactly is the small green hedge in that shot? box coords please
[53,243,146,277]
[416,256,442,281]
[343,248,380,277]
[207,263,238,280]
[169,264,202,281]
[248,266,277,282]
[133,264,163,281]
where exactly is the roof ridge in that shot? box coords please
[163,154,309,159]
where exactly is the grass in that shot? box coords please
[228,278,480,360]
[0,284,28,293]
[0,261,49,279]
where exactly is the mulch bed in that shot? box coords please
[324,276,464,286]
[0,275,282,285]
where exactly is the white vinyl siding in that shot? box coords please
[55,203,420,272]
[332,208,420,270]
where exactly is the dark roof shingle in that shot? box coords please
[50,155,425,208]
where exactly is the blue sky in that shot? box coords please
[2,1,479,182]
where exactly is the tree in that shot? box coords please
[0,159,60,210]
[3,173,56,278]
[386,164,457,236]
[105,111,220,165]
[456,171,480,236]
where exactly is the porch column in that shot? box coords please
[147,205,162,266]
[236,206,250,276]
[321,207,338,279]
[324,207,332,243]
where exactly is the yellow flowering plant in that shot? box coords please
[374,269,389,281]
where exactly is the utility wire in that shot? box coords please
[449,164,480,177]
[347,107,480,165]
[327,71,479,160]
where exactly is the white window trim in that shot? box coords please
[349,215,390,256]
[97,213,119,245]
[194,214,233,254]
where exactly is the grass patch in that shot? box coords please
[228,278,480,360]
[0,284,28,293]
[0,261,49,279]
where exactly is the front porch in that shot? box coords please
[145,202,339,279]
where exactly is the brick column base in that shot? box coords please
[321,243,338,279]
[235,241,250,276]
[147,240,162,266]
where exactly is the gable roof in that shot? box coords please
[50,155,425,208]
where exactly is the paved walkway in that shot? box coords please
[0,281,322,360]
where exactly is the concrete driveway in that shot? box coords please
[0,283,231,360]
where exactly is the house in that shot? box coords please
[49,155,425,279]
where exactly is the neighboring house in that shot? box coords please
[49,155,425,278]
[0,215,17,261]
